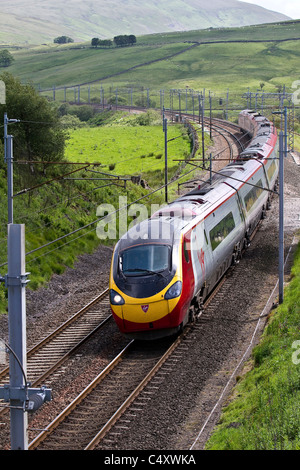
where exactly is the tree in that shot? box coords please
[128,35,137,46]
[91,38,100,48]
[0,50,14,68]
[54,36,74,44]
[113,35,137,47]
[0,72,66,164]
[91,38,113,48]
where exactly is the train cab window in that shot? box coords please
[267,160,277,182]
[209,212,235,251]
[120,244,171,276]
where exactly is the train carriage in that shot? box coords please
[109,110,278,339]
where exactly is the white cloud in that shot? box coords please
[239,0,300,19]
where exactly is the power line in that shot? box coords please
[0,162,199,269]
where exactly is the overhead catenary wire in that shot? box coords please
[0,160,201,269]
[0,114,278,270]
[0,131,277,269]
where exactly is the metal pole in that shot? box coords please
[279,131,284,304]
[7,135,14,225]
[7,224,28,450]
[4,114,19,224]
[226,89,229,120]
[201,96,205,165]
[164,118,168,203]
[4,112,8,162]
[209,92,212,140]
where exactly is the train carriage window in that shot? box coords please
[244,179,264,212]
[209,212,235,251]
[267,160,277,182]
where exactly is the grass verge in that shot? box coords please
[205,240,300,450]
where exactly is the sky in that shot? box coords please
[239,0,300,19]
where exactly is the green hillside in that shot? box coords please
[0,0,290,44]
[4,21,300,96]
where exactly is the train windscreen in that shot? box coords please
[120,244,170,276]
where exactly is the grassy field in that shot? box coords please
[205,242,300,450]
[140,20,300,45]
[8,42,190,88]
[4,20,300,98]
[65,117,191,175]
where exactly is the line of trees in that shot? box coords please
[113,35,137,47]
[91,35,137,48]
[91,38,113,48]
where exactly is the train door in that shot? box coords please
[181,231,196,318]
[183,231,194,284]
[190,220,213,297]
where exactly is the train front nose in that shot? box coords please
[121,298,170,331]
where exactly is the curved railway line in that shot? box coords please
[1,113,298,451]
[0,116,258,451]
[176,116,251,194]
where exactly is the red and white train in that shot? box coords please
[109,110,278,339]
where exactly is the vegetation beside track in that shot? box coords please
[205,241,300,450]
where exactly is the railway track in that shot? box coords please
[0,288,111,389]
[206,118,250,157]
[29,338,175,450]
[177,116,250,194]
[27,275,225,451]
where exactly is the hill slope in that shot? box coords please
[6,21,300,93]
[0,0,290,44]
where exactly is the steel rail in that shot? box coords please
[0,288,110,386]
[28,340,134,450]
[84,336,181,450]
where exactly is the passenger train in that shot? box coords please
[109,110,278,339]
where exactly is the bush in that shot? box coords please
[69,105,95,122]
[60,114,87,129]
[133,110,162,126]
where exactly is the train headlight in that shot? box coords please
[164,281,182,300]
[110,289,125,305]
